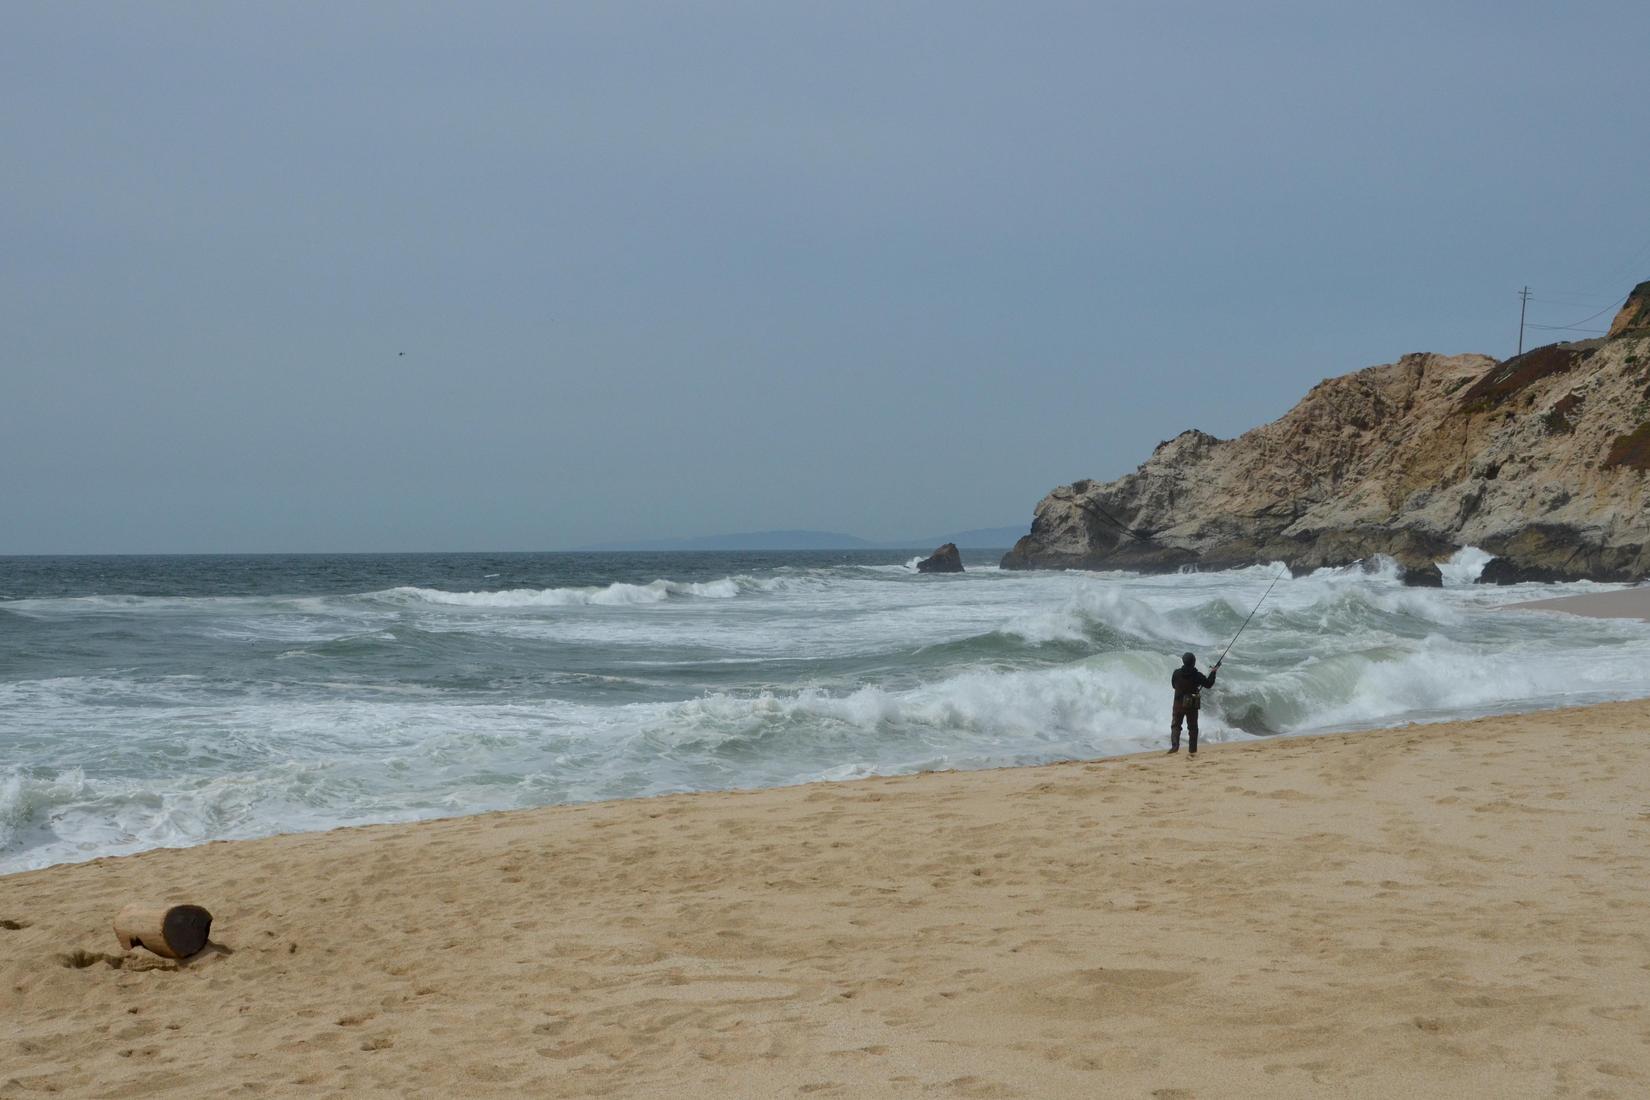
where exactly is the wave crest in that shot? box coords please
[377,576,762,608]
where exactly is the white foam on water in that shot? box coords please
[3,593,341,616]
[999,584,1187,645]
[6,557,1650,873]
[381,577,747,607]
[1440,546,1496,586]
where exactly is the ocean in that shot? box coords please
[3,549,1647,874]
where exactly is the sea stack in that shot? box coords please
[916,543,964,573]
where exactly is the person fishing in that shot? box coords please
[1168,652,1217,755]
[1168,564,1287,757]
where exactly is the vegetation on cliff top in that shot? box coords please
[1603,421,1650,471]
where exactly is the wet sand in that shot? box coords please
[3,700,1649,1098]
[1503,585,1650,621]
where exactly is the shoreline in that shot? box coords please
[1501,584,1650,621]
[9,562,1646,883]
[6,685,1641,881]
[5,699,1649,1097]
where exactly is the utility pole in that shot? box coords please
[1517,286,1531,356]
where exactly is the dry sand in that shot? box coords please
[1503,585,1650,621]
[4,701,1649,1098]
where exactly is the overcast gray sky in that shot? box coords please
[4,2,1646,553]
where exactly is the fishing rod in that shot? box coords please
[1213,564,1288,669]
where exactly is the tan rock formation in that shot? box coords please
[1003,285,1650,582]
[1607,279,1650,339]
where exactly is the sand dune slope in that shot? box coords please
[4,702,1649,1098]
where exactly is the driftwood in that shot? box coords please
[113,903,213,959]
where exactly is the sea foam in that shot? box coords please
[5,549,1649,873]
[381,578,746,607]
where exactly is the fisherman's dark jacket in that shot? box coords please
[1171,666,1216,705]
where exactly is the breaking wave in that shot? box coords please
[378,577,754,607]
[5,547,1650,873]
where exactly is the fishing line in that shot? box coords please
[1214,564,1288,668]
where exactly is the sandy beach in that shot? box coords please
[3,699,1647,1098]
[8,4,1648,1097]
[1504,585,1650,621]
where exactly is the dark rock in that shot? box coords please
[1476,557,1574,585]
[1478,523,1649,583]
[1456,344,1580,412]
[916,543,964,574]
[1399,562,1444,587]
[999,535,1037,571]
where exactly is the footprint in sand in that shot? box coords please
[57,950,135,970]
[1012,967,1195,1016]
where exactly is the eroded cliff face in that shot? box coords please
[1003,289,1650,582]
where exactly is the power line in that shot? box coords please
[1539,295,1627,331]
[1516,289,1626,351]
[1529,295,1623,308]
[1516,232,1650,324]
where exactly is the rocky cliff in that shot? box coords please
[1002,283,1650,582]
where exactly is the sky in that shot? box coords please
[3,2,1647,553]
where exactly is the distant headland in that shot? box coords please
[580,526,1027,552]
[1003,280,1650,584]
